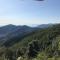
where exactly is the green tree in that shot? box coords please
[27,40,40,58]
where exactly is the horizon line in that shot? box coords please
[0,23,59,27]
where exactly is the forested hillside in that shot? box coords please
[11,24,60,49]
[0,24,60,60]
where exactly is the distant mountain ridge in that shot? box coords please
[0,24,52,46]
[36,24,53,28]
[0,24,34,46]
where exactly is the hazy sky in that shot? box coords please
[0,0,60,26]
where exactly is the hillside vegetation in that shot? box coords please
[0,24,60,60]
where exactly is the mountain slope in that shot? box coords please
[10,24,60,50]
[0,24,35,46]
[0,24,52,46]
[9,24,60,60]
[0,24,60,60]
